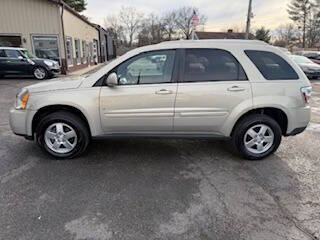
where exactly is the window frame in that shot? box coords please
[245,50,299,81]
[178,48,248,83]
[99,49,180,87]
[74,39,81,65]
[66,37,74,67]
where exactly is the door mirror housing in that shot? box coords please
[106,73,118,87]
[18,56,24,60]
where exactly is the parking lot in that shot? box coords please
[0,77,320,240]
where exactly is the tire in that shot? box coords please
[0,74,4,79]
[36,111,90,159]
[232,114,282,160]
[33,67,48,80]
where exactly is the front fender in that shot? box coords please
[28,88,102,136]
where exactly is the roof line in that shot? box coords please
[47,0,97,29]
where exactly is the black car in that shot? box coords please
[0,47,60,80]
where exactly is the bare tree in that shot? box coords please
[275,24,299,46]
[138,14,166,46]
[162,11,177,40]
[119,6,144,47]
[104,14,125,45]
[174,7,207,39]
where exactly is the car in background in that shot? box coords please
[0,47,60,80]
[295,51,320,65]
[303,51,320,65]
[290,55,320,79]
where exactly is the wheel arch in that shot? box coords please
[230,107,288,137]
[32,104,92,137]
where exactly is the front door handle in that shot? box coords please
[227,86,245,92]
[155,89,173,95]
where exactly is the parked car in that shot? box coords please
[9,40,312,160]
[295,51,320,65]
[0,47,60,80]
[303,51,320,65]
[290,55,320,79]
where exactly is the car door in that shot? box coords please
[174,48,252,134]
[4,49,32,74]
[0,49,9,74]
[99,50,178,133]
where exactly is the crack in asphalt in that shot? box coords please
[245,163,319,240]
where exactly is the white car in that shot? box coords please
[10,40,311,160]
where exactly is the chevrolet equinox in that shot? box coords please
[9,40,312,160]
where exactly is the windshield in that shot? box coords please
[292,55,314,64]
[20,49,37,59]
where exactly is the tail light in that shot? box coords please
[301,86,312,104]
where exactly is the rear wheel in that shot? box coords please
[232,114,282,160]
[33,67,48,80]
[36,111,90,159]
[0,74,4,79]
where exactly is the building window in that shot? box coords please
[89,42,93,62]
[32,35,59,62]
[66,37,73,67]
[75,39,81,65]
[82,40,86,64]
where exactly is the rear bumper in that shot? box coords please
[286,106,311,136]
[9,108,36,139]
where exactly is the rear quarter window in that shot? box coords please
[245,50,299,80]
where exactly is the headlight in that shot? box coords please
[16,88,30,110]
[44,60,54,67]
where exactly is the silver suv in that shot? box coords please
[9,40,312,160]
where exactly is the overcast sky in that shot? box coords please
[84,0,291,31]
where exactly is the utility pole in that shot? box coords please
[245,0,253,40]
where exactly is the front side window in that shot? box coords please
[245,50,298,80]
[183,49,247,82]
[114,50,176,85]
[5,49,23,59]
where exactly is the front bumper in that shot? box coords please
[9,108,36,139]
[48,67,61,75]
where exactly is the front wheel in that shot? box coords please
[36,111,90,159]
[33,67,48,80]
[232,114,282,160]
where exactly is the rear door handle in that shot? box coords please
[227,86,245,92]
[155,89,173,95]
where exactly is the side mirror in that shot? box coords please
[18,56,24,60]
[106,73,118,87]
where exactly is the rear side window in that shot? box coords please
[183,49,247,82]
[245,50,299,80]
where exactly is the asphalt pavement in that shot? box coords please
[0,77,319,240]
